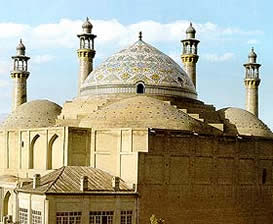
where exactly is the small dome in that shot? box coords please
[82,17,93,33]
[218,107,273,138]
[16,39,25,51]
[16,39,26,55]
[1,100,62,130]
[186,22,196,34]
[80,96,220,135]
[248,47,257,63]
[248,47,257,58]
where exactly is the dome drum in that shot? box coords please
[80,83,197,99]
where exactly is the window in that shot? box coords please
[121,211,133,224]
[89,211,114,224]
[56,211,82,224]
[136,83,145,94]
[32,210,42,224]
[19,208,28,224]
[177,77,184,86]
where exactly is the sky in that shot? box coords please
[0,0,272,129]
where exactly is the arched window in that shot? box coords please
[178,77,184,86]
[136,83,145,94]
[29,134,40,169]
[3,191,11,216]
[47,134,61,170]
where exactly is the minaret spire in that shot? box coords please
[244,47,261,117]
[77,17,97,95]
[11,39,30,111]
[181,22,200,89]
[139,31,142,41]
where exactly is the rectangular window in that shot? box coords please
[56,211,82,224]
[19,208,28,224]
[120,211,133,224]
[89,211,114,224]
[32,210,42,224]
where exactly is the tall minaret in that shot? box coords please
[77,17,96,95]
[244,47,261,117]
[181,22,200,88]
[11,39,30,111]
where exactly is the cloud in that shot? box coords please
[0,23,30,38]
[0,19,263,51]
[0,80,9,87]
[32,54,56,64]
[0,61,10,75]
[203,53,234,62]
[247,39,258,44]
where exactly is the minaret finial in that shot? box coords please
[20,38,22,43]
[139,31,142,41]
[86,17,89,22]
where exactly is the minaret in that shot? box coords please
[77,17,96,95]
[181,22,200,88]
[11,39,30,111]
[244,47,261,117]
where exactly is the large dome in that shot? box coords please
[79,96,220,135]
[218,107,273,138]
[81,40,197,99]
[1,100,62,130]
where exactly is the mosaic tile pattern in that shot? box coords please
[82,40,196,93]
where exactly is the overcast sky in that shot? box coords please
[0,0,272,129]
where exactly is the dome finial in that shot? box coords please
[139,31,142,41]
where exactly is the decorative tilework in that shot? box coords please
[81,40,196,96]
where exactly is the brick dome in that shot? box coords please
[80,96,220,134]
[1,100,62,130]
[218,107,273,138]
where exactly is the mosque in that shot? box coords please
[0,18,273,224]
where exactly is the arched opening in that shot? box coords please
[47,134,62,170]
[136,83,145,94]
[178,77,184,86]
[29,134,40,169]
[3,191,12,217]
